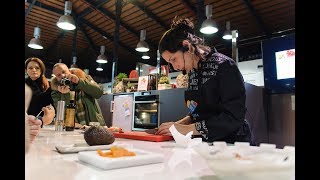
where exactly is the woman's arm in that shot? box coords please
[176,115,192,124]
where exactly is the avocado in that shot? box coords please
[84,126,115,146]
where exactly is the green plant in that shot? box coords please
[116,73,128,81]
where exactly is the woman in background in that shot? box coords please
[25,57,55,126]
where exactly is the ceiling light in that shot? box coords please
[57,1,76,30]
[142,52,150,59]
[200,5,218,34]
[70,56,78,68]
[96,46,108,63]
[222,21,232,40]
[96,64,103,71]
[135,30,149,52]
[96,67,103,71]
[28,27,43,49]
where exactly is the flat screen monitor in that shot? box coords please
[262,34,295,94]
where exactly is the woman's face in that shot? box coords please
[26,61,42,80]
[162,50,193,73]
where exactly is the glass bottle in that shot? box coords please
[65,91,76,131]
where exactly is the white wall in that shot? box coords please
[238,59,264,87]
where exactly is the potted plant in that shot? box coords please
[113,73,128,93]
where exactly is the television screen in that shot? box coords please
[262,34,295,94]
[275,48,295,80]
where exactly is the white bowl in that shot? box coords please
[193,142,295,180]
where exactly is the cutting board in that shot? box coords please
[78,148,164,170]
[113,131,173,142]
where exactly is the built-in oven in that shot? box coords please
[132,92,159,131]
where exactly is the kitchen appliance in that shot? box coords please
[111,94,134,132]
[132,92,159,131]
[132,89,189,131]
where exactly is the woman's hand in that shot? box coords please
[156,122,200,136]
[42,105,55,125]
[27,115,42,142]
[155,122,175,136]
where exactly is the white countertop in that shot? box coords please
[25,126,215,180]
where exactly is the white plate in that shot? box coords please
[78,148,164,170]
[55,142,128,154]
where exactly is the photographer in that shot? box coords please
[51,63,105,126]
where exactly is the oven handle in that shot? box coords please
[134,100,157,103]
[110,101,114,112]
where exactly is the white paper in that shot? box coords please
[169,124,202,148]
[137,76,149,91]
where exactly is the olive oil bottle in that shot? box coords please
[65,91,76,131]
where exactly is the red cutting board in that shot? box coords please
[113,131,173,142]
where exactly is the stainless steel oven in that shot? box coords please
[131,89,189,131]
[132,92,159,131]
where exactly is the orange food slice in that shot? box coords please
[97,146,136,158]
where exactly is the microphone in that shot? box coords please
[182,46,188,75]
[182,54,187,75]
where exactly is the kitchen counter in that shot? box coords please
[25,126,214,180]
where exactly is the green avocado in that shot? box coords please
[84,126,115,146]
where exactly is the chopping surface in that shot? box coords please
[78,148,164,170]
[113,131,174,142]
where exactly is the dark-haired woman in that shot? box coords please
[156,18,252,144]
[25,57,55,126]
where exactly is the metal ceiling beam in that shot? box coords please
[78,0,110,18]
[129,0,167,29]
[25,0,37,20]
[96,0,111,8]
[71,12,101,57]
[112,0,123,88]
[26,0,64,14]
[241,0,271,36]
[83,0,158,50]
[46,32,66,53]
[113,0,122,65]
[72,24,78,58]
[80,18,140,58]
[196,0,205,35]
[78,8,93,18]
[179,0,197,17]
[78,23,98,57]
[215,28,295,50]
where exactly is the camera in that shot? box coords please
[60,78,71,86]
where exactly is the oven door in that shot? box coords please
[132,95,159,131]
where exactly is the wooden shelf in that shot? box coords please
[122,78,138,82]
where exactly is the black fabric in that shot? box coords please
[25,77,54,117]
[184,51,251,143]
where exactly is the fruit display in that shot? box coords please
[158,76,170,84]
